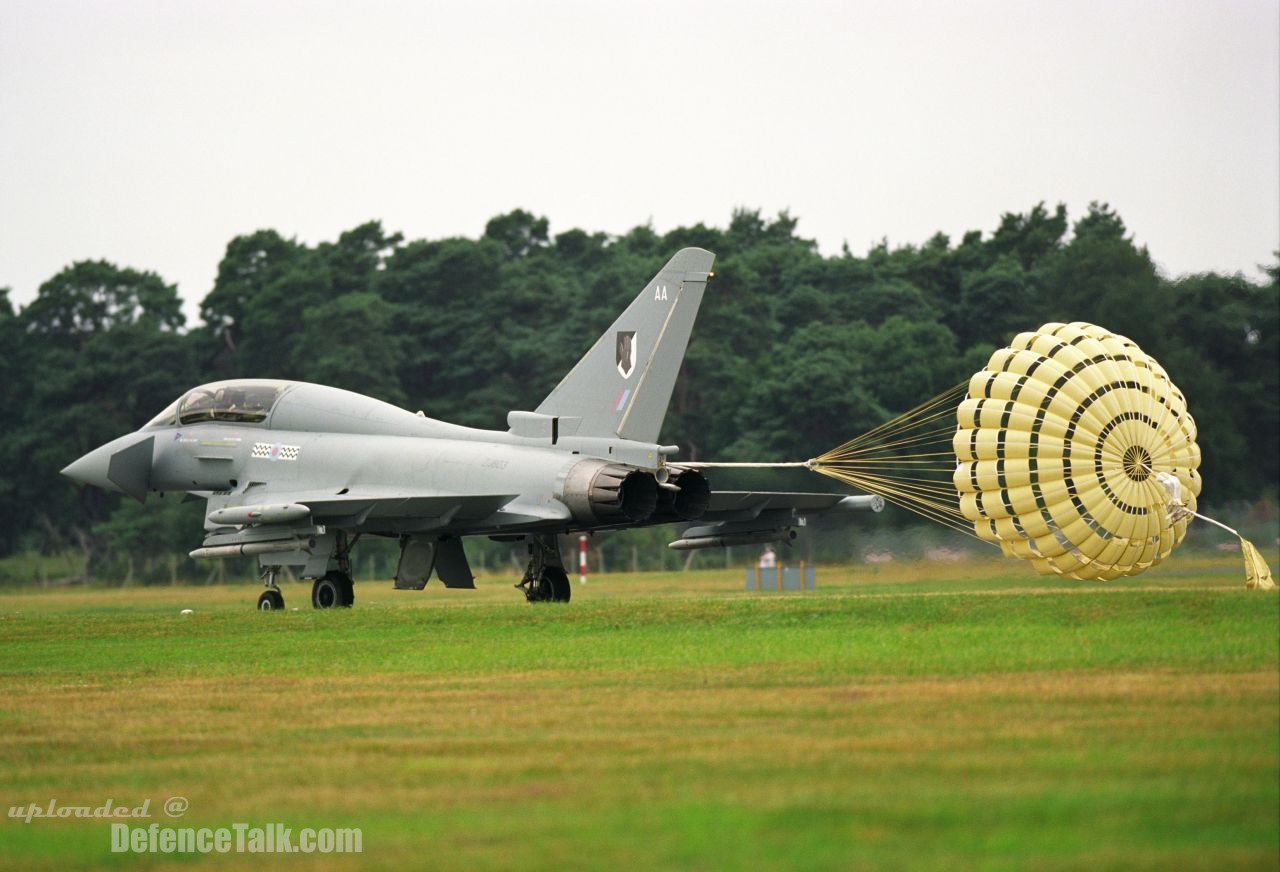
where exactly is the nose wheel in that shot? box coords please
[257,589,285,611]
[257,567,285,611]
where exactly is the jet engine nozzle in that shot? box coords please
[654,467,711,521]
[560,460,658,525]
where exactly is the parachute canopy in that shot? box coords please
[954,322,1201,580]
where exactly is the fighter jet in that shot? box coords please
[61,248,882,609]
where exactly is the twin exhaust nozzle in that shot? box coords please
[559,460,710,526]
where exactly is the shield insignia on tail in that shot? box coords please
[616,331,636,378]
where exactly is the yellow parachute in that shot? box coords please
[953,322,1201,580]
[713,320,1272,588]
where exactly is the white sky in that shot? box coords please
[2,0,1277,325]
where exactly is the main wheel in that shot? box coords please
[543,567,571,603]
[521,567,571,603]
[312,572,355,609]
[257,589,285,611]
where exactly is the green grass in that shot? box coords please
[0,556,1276,870]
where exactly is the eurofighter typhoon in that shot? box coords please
[61,249,882,609]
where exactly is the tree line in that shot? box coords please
[1,203,1275,582]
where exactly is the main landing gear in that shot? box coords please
[516,535,572,603]
[311,571,355,608]
[312,530,356,608]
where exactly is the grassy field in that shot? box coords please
[0,555,1276,870]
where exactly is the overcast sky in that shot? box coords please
[2,0,1277,324]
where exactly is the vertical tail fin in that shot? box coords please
[533,247,715,443]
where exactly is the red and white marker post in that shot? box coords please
[578,534,588,585]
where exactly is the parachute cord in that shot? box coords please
[689,381,982,544]
[822,426,957,457]
[677,461,811,469]
[827,382,967,452]
[835,388,958,447]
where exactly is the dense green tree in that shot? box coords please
[867,316,964,413]
[376,237,512,425]
[12,262,196,571]
[731,322,890,460]
[234,255,333,378]
[484,209,550,259]
[294,292,406,405]
[845,278,936,326]
[1156,271,1280,497]
[553,228,611,267]
[0,290,29,552]
[200,230,304,352]
[1035,202,1167,349]
[319,221,403,297]
[22,260,183,343]
[883,232,961,316]
[987,202,1068,270]
[956,255,1036,347]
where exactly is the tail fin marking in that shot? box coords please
[532,248,715,443]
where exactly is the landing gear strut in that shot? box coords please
[312,530,357,609]
[516,535,571,603]
[257,568,285,611]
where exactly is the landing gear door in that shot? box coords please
[434,538,475,589]
[394,537,436,590]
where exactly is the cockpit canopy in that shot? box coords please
[145,380,292,428]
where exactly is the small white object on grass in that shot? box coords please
[180,609,194,616]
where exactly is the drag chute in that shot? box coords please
[695,321,1274,589]
[953,321,1201,580]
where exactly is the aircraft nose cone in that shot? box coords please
[61,444,114,490]
[60,432,155,501]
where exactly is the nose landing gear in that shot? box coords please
[257,567,285,611]
[257,589,285,610]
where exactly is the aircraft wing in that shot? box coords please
[701,491,879,519]
[202,488,520,535]
[668,491,883,550]
[190,488,523,584]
